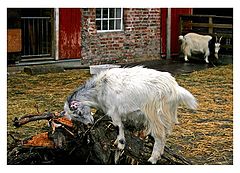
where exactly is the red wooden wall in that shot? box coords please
[161,8,168,57]
[161,8,192,57]
[59,9,81,59]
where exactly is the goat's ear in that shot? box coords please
[69,100,80,110]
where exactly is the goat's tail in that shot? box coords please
[178,86,198,110]
[178,35,185,41]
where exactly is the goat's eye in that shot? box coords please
[69,100,80,110]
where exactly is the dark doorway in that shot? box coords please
[20,8,54,61]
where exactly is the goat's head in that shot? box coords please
[213,36,222,59]
[64,100,94,125]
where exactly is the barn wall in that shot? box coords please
[81,8,161,65]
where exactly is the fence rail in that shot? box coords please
[21,17,52,58]
[179,14,233,53]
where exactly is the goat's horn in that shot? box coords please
[219,36,223,43]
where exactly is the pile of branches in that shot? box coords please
[8,110,191,165]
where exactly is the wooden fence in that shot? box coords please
[179,14,233,54]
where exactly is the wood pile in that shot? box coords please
[8,110,191,165]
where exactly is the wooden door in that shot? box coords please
[161,8,192,57]
[171,8,192,55]
[59,8,81,59]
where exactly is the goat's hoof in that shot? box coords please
[114,139,126,150]
[147,157,158,164]
[114,150,121,164]
[114,150,125,164]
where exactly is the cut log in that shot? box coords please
[8,110,192,165]
[23,65,65,75]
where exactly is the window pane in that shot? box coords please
[109,20,114,30]
[103,8,108,18]
[102,20,108,30]
[96,20,101,30]
[116,19,121,29]
[109,8,115,18]
[96,8,101,18]
[116,8,121,18]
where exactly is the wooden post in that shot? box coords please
[166,8,171,59]
[209,16,213,34]
[54,8,59,60]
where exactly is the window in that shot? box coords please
[226,38,231,45]
[96,8,123,32]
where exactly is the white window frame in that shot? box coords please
[96,8,123,32]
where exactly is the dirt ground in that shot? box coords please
[7,64,233,165]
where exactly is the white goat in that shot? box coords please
[179,32,222,63]
[64,66,197,164]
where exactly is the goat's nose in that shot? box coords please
[88,120,94,125]
[60,111,66,117]
[90,116,94,124]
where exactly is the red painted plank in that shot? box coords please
[161,8,167,56]
[59,8,81,59]
[161,8,192,56]
[171,8,192,55]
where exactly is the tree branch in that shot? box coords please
[13,112,55,127]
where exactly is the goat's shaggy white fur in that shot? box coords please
[64,66,197,164]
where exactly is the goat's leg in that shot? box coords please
[148,136,166,164]
[112,116,125,150]
[204,50,210,63]
[204,55,209,63]
[183,46,190,62]
[172,104,179,124]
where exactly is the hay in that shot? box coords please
[170,64,233,164]
[7,65,233,164]
[7,69,91,148]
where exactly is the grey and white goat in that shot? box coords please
[64,66,197,164]
[179,32,222,63]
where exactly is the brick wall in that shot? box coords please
[81,8,161,65]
